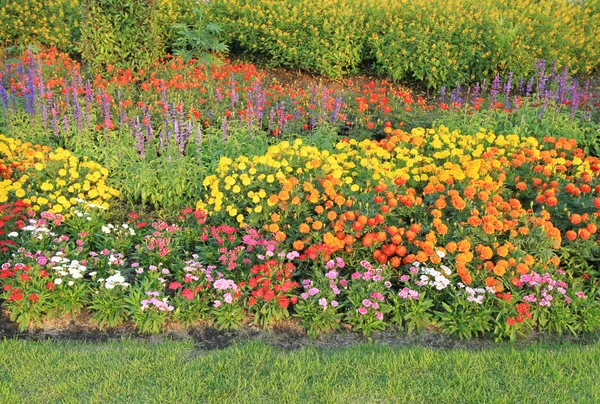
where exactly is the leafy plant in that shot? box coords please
[172,7,228,64]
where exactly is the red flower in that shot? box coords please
[168,282,182,290]
[506,317,516,326]
[28,293,38,302]
[248,297,257,307]
[20,274,30,281]
[45,282,55,291]
[3,284,12,291]
[181,288,195,300]
[277,295,289,309]
[264,289,275,301]
[39,270,49,278]
[290,296,298,305]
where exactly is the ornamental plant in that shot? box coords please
[210,277,245,330]
[245,257,299,328]
[0,134,120,213]
[0,261,51,330]
[344,260,392,336]
[126,287,175,334]
[169,257,216,327]
[294,258,346,337]
[88,271,131,329]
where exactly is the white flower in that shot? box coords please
[54,278,63,285]
[68,281,74,286]
[7,232,18,237]
[101,226,111,234]
[436,250,446,259]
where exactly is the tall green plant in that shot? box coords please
[79,0,163,72]
[172,6,229,64]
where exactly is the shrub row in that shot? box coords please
[208,0,600,88]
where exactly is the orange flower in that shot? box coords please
[271,213,281,223]
[312,221,323,231]
[446,242,457,253]
[496,246,509,257]
[457,239,471,253]
[299,223,310,234]
[579,228,591,240]
[477,245,493,260]
[524,254,535,266]
[293,240,305,250]
[315,205,324,214]
[516,263,529,274]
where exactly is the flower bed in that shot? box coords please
[1,130,599,341]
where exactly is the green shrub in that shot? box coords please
[0,0,80,55]
[208,0,367,78]
[208,0,600,88]
[79,0,163,71]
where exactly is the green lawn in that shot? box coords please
[1,338,599,403]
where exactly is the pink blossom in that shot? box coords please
[357,307,368,315]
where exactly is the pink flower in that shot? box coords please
[576,291,587,299]
[362,299,371,307]
[325,270,338,279]
[376,312,383,321]
[400,275,410,282]
[357,307,368,315]
[331,300,339,307]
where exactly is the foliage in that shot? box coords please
[172,6,228,64]
[0,0,80,55]
[79,0,163,72]
[209,0,600,88]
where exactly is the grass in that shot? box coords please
[1,338,599,403]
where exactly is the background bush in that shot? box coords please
[208,0,600,88]
[79,0,165,71]
[0,0,81,55]
[208,0,367,78]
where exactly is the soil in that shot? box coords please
[3,309,599,351]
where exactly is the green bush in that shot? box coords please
[79,0,163,71]
[208,0,367,78]
[0,0,80,55]
[208,0,600,88]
